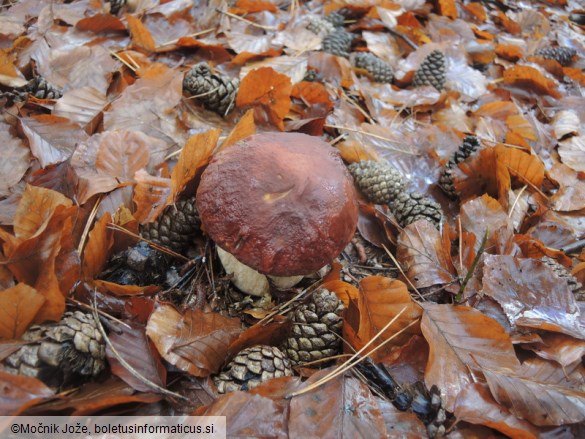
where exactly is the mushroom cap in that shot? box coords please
[196,132,358,276]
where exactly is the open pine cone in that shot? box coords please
[413,50,446,91]
[183,63,239,116]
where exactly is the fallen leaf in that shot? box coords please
[344,276,422,361]
[236,67,292,130]
[495,145,544,189]
[454,383,541,438]
[107,322,167,393]
[220,109,256,151]
[132,170,172,225]
[0,284,45,339]
[522,332,585,368]
[558,136,585,172]
[421,303,520,412]
[169,129,220,203]
[126,15,156,52]
[436,0,458,19]
[0,123,29,198]
[548,163,585,211]
[396,220,456,289]
[53,86,107,132]
[75,13,126,32]
[289,369,387,438]
[0,370,54,415]
[146,305,243,377]
[481,255,584,339]
[503,65,561,98]
[484,358,585,426]
[81,212,113,281]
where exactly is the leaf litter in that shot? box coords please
[0,0,584,436]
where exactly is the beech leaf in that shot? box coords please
[0,370,53,415]
[0,283,45,339]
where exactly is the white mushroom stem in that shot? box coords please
[217,247,303,297]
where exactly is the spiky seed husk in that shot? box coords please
[140,197,200,252]
[183,63,239,116]
[321,30,354,58]
[412,50,446,91]
[1,311,105,386]
[438,136,482,199]
[535,47,577,67]
[214,345,293,393]
[391,192,443,229]
[107,0,126,14]
[282,289,344,365]
[541,256,583,298]
[24,76,62,100]
[348,160,405,205]
[354,52,393,83]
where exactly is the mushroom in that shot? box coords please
[196,132,358,296]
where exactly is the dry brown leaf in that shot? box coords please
[421,303,521,412]
[132,170,172,225]
[232,0,277,13]
[0,123,29,198]
[289,370,387,438]
[220,109,256,151]
[13,184,72,241]
[53,86,108,132]
[20,115,90,168]
[484,358,585,426]
[481,255,584,339]
[503,65,561,98]
[522,333,585,368]
[495,44,524,62]
[291,81,334,117]
[107,322,167,393]
[226,317,291,360]
[92,280,159,297]
[454,383,541,438]
[146,305,242,377]
[396,220,456,289]
[344,276,422,361]
[76,13,126,32]
[169,129,220,203]
[81,212,113,281]
[558,136,585,172]
[0,283,45,339]
[321,279,360,308]
[495,145,544,189]
[474,100,518,119]
[0,370,54,415]
[436,0,458,19]
[548,163,585,211]
[126,15,156,52]
[236,67,292,131]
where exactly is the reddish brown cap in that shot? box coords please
[196,132,358,276]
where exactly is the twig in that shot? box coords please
[157,28,215,48]
[382,244,425,301]
[68,297,131,330]
[508,185,527,219]
[77,195,102,256]
[387,28,418,50]
[456,228,488,301]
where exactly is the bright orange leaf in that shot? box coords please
[219,109,256,152]
[0,284,45,339]
[81,212,114,281]
[503,65,561,98]
[436,0,458,19]
[495,144,544,189]
[236,67,292,130]
[126,15,156,52]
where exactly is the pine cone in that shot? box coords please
[412,50,446,91]
[354,52,393,83]
[324,11,345,28]
[348,160,405,205]
[535,47,577,67]
[322,30,354,58]
[1,311,105,387]
[214,345,293,393]
[438,136,481,199]
[107,0,126,14]
[23,76,62,100]
[306,16,336,35]
[140,197,200,252]
[282,289,344,365]
[183,63,239,116]
[541,256,583,299]
[391,192,443,229]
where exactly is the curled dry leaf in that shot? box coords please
[548,163,585,211]
[146,305,243,377]
[522,332,585,368]
[226,316,292,360]
[495,145,544,189]
[81,212,113,281]
[0,370,53,415]
[558,136,585,172]
[552,110,580,139]
[481,254,584,339]
[396,220,456,289]
[219,109,256,152]
[344,276,422,362]
[484,358,585,426]
[0,283,45,339]
[127,15,156,52]
[420,303,521,412]
[132,170,171,225]
[53,86,108,132]
[169,129,220,204]
[454,383,541,439]
[107,322,167,393]
[236,67,292,130]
